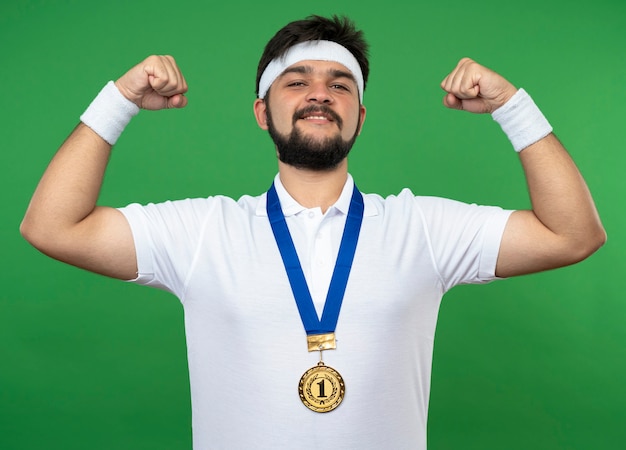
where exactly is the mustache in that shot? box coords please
[292,105,343,129]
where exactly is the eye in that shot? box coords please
[287,81,307,87]
[330,83,351,92]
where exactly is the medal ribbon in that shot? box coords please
[266,182,364,335]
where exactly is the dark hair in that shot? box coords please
[256,15,370,98]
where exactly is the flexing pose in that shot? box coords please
[21,15,605,450]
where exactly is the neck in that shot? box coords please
[278,160,348,213]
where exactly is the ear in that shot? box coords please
[356,104,367,135]
[253,98,269,130]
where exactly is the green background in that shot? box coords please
[2,0,624,448]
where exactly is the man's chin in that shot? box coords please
[278,155,346,172]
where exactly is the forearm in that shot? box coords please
[21,124,112,245]
[519,134,605,253]
[495,133,606,277]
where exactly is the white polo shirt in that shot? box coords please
[119,174,513,450]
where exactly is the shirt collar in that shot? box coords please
[256,173,377,217]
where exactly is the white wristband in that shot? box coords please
[80,81,140,145]
[492,88,553,152]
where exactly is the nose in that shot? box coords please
[306,82,333,104]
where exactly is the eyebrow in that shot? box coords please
[279,64,358,85]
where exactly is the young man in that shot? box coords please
[21,15,605,450]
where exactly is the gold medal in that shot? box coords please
[300,332,345,412]
[298,361,345,413]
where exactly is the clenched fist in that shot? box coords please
[115,55,188,110]
[440,58,517,114]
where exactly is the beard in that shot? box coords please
[266,103,360,171]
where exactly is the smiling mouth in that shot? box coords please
[303,114,333,121]
[295,106,342,128]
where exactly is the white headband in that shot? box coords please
[258,40,364,102]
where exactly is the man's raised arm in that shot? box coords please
[20,55,188,280]
[440,58,606,278]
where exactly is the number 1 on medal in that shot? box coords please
[317,379,327,398]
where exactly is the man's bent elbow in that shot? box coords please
[20,216,37,246]
[587,226,608,257]
[20,216,53,255]
[570,226,607,264]
[19,213,72,259]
